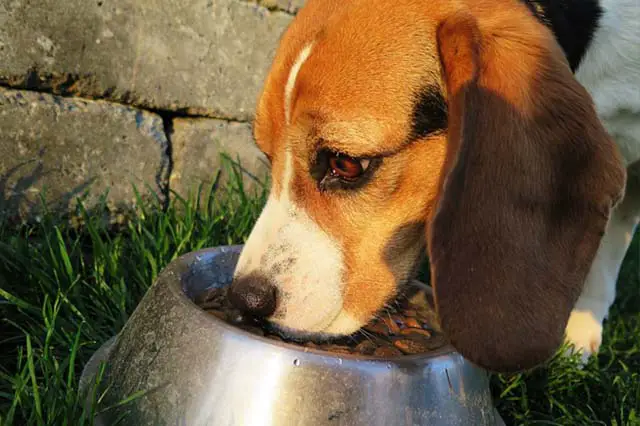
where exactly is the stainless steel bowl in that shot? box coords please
[81,245,505,426]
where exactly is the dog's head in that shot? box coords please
[229,0,626,372]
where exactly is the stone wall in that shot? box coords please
[0,0,305,223]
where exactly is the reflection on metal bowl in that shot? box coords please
[81,245,505,426]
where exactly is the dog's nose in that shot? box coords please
[228,274,277,318]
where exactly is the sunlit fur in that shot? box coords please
[234,0,638,371]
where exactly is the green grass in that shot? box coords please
[0,158,638,425]
[490,235,640,426]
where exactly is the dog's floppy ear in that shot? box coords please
[429,11,626,373]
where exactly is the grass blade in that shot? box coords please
[25,336,43,426]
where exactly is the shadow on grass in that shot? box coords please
[0,147,99,228]
[0,155,269,425]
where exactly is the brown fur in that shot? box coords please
[432,11,626,372]
[251,0,626,372]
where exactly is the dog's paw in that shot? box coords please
[564,309,603,366]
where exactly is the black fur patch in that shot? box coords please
[410,85,448,141]
[522,0,603,72]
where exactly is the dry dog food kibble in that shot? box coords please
[194,285,446,358]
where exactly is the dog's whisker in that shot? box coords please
[357,329,376,344]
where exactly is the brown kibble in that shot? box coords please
[373,346,403,357]
[194,284,446,359]
[326,344,352,355]
[404,318,421,329]
[382,316,401,335]
[400,328,432,338]
[355,340,377,355]
[393,338,432,355]
[363,321,388,335]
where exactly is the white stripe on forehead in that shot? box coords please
[279,149,297,208]
[284,43,314,125]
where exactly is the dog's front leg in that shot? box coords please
[565,170,640,364]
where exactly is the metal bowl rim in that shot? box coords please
[164,245,459,365]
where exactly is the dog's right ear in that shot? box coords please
[428,10,626,373]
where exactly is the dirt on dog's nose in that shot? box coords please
[228,274,277,318]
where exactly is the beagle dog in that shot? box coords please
[228,0,640,373]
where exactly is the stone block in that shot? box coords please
[0,87,169,223]
[246,0,306,13]
[0,0,293,121]
[170,118,270,200]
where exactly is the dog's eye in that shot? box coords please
[328,154,370,181]
[313,149,381,192]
